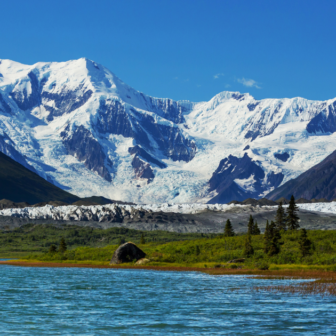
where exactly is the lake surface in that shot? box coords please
[0,264,335,335]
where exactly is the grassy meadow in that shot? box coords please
[0,223,216,257]
[16,226,336,271]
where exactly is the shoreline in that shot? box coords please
[1,260,335,278]
[0,260,207,272]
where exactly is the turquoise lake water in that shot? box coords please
[0,264,335,335]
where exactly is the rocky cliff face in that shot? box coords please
[97,99,196,162]
[1,58,336,203]
[10,71,40,111]
[207,153,283,203]
[306,101,336,134]
[61,125,112,181]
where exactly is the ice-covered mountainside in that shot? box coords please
[1,58,336,203]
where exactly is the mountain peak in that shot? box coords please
[1,58,336,203]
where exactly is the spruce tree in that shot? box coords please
[224,219,235,237]
[140,233,146,244]
[247,215,254,235]
[195,245,201,256]
[264,220,271,254]
[275,201,286,231]
[59,238,67,253]
[286,195,300,230]
[243,234,254,257]
[268,221,282,256]
[299,228,312,257]
[252,221,261,235]
[49,244,57,254]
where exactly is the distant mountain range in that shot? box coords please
[1,58,336,203]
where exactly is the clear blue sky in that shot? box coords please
[1,0,336,102]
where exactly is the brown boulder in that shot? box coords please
[110,242,146,264]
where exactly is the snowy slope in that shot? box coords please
[1,58,336,203]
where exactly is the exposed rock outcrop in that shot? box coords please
[43,84,93,122]
[97,99,196,162]
[128,145,166,168]
[274,152,290,162]
[61,125,112,182]
[131,156,154,183]
[306,101,336,134]
[208,153,284,204]
[110,242,146,264]
[10,71,40,111]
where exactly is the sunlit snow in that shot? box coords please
[1,58,336,203]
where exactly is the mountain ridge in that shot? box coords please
[0,151,79,204]
[266,150,336,201]
[1,58,336,203]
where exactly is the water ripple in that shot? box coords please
[0,266,335,335]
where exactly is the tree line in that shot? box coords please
[223,195,312,258]
[49,237,67,254]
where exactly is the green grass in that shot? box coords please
[0,252,35,259]
[0,223,217,254]
[20,228,336,270]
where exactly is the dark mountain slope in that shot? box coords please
[266,150,336,201]
[207,153,283,204]
[0,152,79,204]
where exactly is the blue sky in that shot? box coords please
[1,0,336,102]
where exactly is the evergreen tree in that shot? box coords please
[243,234,254,257]
[59,238,67,253]
[252,221,261,235]
[275,201,286,231]
[195,245,201,256]
[264,220,271,254]
[299,228,312,257]
[118,237,126,246]
[268,221,282,256]
[224,219,235,237]
[140,233,146,244]
[247,215,254,235]
[286,195,300,230]
[49,244,57,254]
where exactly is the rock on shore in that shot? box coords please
[110,242,146,264]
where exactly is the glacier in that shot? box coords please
[1,202,336,221]
[1,58,336,204]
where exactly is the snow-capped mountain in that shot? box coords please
[1,58,336,203]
